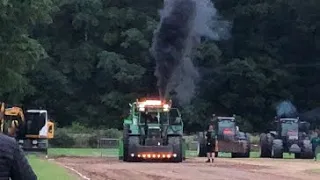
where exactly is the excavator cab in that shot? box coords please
[24,109,54,139]
[17,109,54,154]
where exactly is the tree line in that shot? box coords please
[1,0,320,132]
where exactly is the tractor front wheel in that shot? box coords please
[125,136,140,162]
[168,136,183,162]
[300,140,314,159]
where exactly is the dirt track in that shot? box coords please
[54,157,320,180]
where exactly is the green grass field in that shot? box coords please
[27,155,77,180]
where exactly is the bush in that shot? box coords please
[88,135,99,148]
[71,133,93,148]
[68,122,94,133]
[103,128,122,138]
[49,128,75,148]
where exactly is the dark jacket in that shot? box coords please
[0,134,37,180]
[311,136,320,151]
[206,130,216,145]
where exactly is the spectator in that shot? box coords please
[205,124,216,163]
[0,133,37,180]
[311,129,320,161]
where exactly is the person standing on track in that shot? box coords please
[205,124,216,163]
[311,129,320,161]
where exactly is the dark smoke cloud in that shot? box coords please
[150,0,231,105]
[276,100,298,118]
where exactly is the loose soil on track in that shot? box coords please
[54,156,320,180]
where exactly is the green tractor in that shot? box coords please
[119,98,186,162]
[259,116,313,159]
[197,114,251,158]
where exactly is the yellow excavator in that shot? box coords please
[0,102,54,154]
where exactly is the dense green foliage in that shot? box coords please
[1,0,320,132]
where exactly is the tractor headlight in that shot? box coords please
[18,140,24,144]
[32,140,38,144]
[173,153,177,157]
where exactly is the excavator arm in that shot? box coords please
[0,102,5,132]
[3,106,25,137]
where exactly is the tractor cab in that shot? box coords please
[276,117,299,140]
[215,115,236,140]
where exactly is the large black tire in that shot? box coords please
[197,132,207,157]
[300,140,314,159]
[197,141,207,157]
[231,143,250,158]
[231,152,241,158]
[122,124,130,161]
[125,136,140,162]
[168,136,183,162]
[242,133,251,158]
[271,139,283,159]
[242,144,251,158]
[122,141,128,161]
[260,133,272,158]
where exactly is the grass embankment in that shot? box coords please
[28,155,77,180]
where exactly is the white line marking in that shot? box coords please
[50,159,91,180]
[61,164,91,180]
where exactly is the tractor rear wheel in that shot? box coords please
[197,141,207,157]
[271,139,283,159]
[197,132,207,157]
[168,136,183,162]
[243,134,251,158]
[122,124,130,161]
[260,133,272,158]
[242,145,250,158]
[295,153,301,159]
[231,153,241,158]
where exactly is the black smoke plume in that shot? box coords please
[150,0,230,105]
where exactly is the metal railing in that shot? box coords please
[97,138,119,157]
